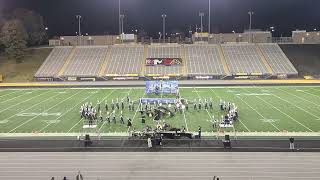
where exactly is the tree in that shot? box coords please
[13,8,47,46]
[1,19,28,63]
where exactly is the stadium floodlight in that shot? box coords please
[314,28,317,31]
[232,30,235,34]
[248,11,254,43]
[162,14,167,43]
[45,27,48,31]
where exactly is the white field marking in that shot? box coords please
[278,88,320,108]
[99,89,134,132]
[56,91,67,94]
[42,120,61,124]
[261,119,279,123]
[89,91,98,94]
[226,90,238,93]
[67,89,115,133]
[8,90,82,133]
[210,89,251,132]
[255,96,313,132]
[237,118,251,132]
[272,94,320,119]
[298,88,320,99]
[17,112,61,117]
[1,92,63,122]
[193,87,213,125]
[39,93,96,132]
[0,91,50,113]
[191,90,205,93]
[126,90,144,133]
[0,91,32,104]
[0,91,18,98]
[236,95,280,132]
[235,93,271,96]
[0,120,9,124]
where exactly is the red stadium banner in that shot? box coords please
[146,58,182,66]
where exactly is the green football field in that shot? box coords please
[1,86,320,135]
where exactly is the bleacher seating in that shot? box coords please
[145,45,183,75]
[103,45,144,75]
[222,44,269,75]
[35,47,73,77]
[34,43,299,80]
[185,45,225,75]
[62,46,107,77]
[259,43,298,75]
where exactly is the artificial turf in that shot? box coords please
[0,86,320,134]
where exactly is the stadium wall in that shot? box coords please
[279,44,320,77]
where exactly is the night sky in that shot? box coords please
[0,0,319,38]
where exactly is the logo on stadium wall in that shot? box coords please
[146,58,182,66]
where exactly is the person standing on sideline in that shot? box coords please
[289,138,295,150]
[147,137,152,148]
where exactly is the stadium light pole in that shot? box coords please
[208,0,211,34]
[162,14,167,43]
[76,15,82,36]
[118,0,121,35]
[199,12,204,33]
[76,15,82,46]
[199,12,204,41]
[120,14,125,34]
[248,11,254,43]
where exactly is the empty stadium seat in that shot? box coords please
[103,45,144,75]
[258,43,298,75]
[222,44,269,75]
[35,47,73,77]
[62,46,107,77]
[185,45,226,75]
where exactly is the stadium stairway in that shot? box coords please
[99,46,111,78]
[57,47,76,77]
[217,45,231,77]
[256,44,274,75]
[181,45,188,76]
[140,45,148,77]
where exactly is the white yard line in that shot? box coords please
[277,88,320,108]
[39,92,97,132]
[127,92,146,132]
[2,93,63,123]
[272,94,320,119]
[67,89,115,133]
[236,95,280,132]
[193,87,213,124]
[0,91,51,113]
[210,88,251,132]
[0,92,32,104]
[8,90,83,133]
[237,118,251,132]
[255,96,313,132]
[0,91,18,98]
[100,89,134,133]
[299,88,320,99]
